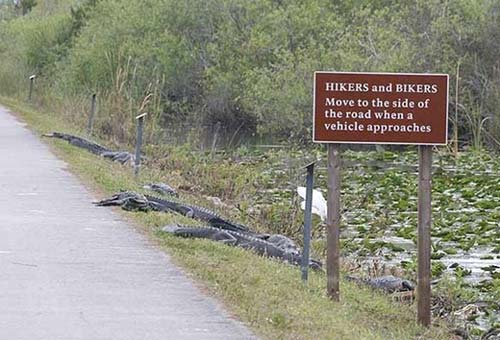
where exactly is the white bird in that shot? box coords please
[297,186,327,221]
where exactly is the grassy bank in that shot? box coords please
[0,98,454,339]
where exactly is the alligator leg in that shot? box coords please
[183,207,195,218]
[213,231,237,246]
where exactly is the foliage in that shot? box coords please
[0,0,499,149]
[21,0,37,15]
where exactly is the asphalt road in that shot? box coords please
[0,106,255,340]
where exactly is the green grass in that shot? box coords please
[1,97,453,339]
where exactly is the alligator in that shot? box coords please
[346,275,415,293]
[94,191,154,212]
[43,132,135,165]
[162,224,322,270]
[43,132,111,155]
[145,194,249,232]
[143,182,178,197]
[95,191,249,232]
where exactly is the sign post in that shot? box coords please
[418,145,432,326]
[28,75,36,102]
[87,93,97,136]
[313,72,448,324]
[326,144,341,301]
[301,162,315,282]
[135,112,147,177]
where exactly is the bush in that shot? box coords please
[0,0,499,150]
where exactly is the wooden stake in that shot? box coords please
[87,93,97,136]
[28,75,36,102]
[134,113,147,178]
[327,144,341,301]
[418,145,432,326]
[454,62,460,156]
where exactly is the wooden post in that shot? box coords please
[327,144,341,301]
[418,145,432,326]
[87,93,97,136]
[453,62,460,157]
[28,75,36,101]
[134,113,147,177]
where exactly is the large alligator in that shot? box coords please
[346,275,415,293]
[145,194,249,232]
[95,191,249,232]
[43,132,135,165]
[43,132,110,155]
[162,224,323,270]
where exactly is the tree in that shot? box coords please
[17,0,37,15]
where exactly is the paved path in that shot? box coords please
[0,107,255,340]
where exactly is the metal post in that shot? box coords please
[28,75,36,101]
[134,113,147,177]
[301,162,315,282]
[418,145,432,326]
[327,144,341,301]
[87,93,97,136]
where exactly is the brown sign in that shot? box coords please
[313,72,449,144]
